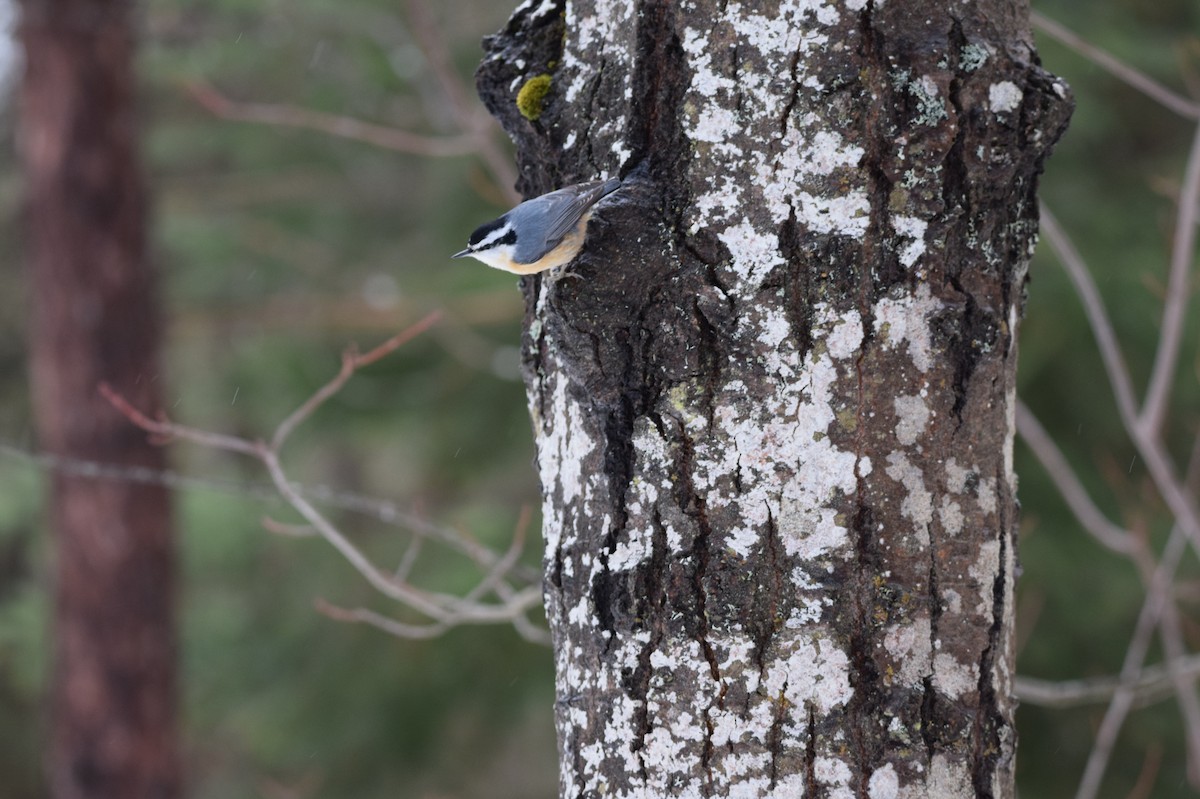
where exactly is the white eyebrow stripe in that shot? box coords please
[476,222,513,249]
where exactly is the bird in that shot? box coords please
[452,178,621,274]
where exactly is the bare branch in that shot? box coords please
[1039,205,1141,431]
[1015,400,1136,555]
[271,310,441,451]
[261,516,318,538]
[186,80,481,157]
[393,533,423,583]
[1076,526,1190,799]
[1140,123,1200,437]
[461,505,531,605]
[314,597,449,640]
[98,382,261,457]
[100,321,546,642]
[1157,433,1200,782]
[1031,11,1200,121]
[258,444,534,625]
[0,439,535,584]
[403,0,520,203]
[1017,652,1200,709]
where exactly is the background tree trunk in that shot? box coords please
[19,2,180,797]
[479,0,1071,796]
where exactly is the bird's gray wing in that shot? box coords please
[537,178,621,247]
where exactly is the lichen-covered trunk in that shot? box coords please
[478,1,1070,796]
[20,2,180,797]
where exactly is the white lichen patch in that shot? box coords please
[924,753,973,796]
[868,763,900,799]
[884,451,933,546]
[933,652,979,699]
[815,756,856,799]
[716,221,788,287]
[969,539,1001,617]
[561,0,634,105]
[764,634,854,715]
[891,214,928,268]
[976,476,997,515]
[943,458,970,493]
[988,80,1023,114]
[680,1,869,293]
[681,27,737,98]
[785,597,827,627]
[513,0,559,20]
[938,496,964,536]
[819,304,864,360]
[725,525,759,558]
[537,376,600,553]
[689,175,743,227]
[882,618,932,688]
[872,284,942,373]
[727,0,838,55]
[692,303,862,565]
[893,394,929,446]
[760,122,869,229]
[944,457,999,522]
[607,537,650,571]
[639,640,724,797]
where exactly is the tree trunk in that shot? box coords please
[478,1,1071,796]
[19,2,180,797]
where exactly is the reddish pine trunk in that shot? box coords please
[19,2,180,797]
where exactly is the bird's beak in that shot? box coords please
[451,248,472,259]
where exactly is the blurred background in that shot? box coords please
[0,0,1197,797]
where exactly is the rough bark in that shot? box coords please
[19,1,180,797]
[478,1,1071,796]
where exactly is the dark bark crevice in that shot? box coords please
[804,704,818,795]
[970,464,1017,798]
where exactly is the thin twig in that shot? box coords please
[1017,652,1200,709]
[1152,433,1200,785]
[404,0,520,202]
[0,439,535,582]
[186,80,481,157]
[1039,205,1140,431]
[100,323,547,641]
[1140,123,1200,437]
[314,597,449,640]
[461,505,530,605]
[262,516,318,538]
[1075,526,1189,799]
[271,310,441,451]
[393,533,423,583]
[1125,745,1164,799]
[98,382,261,457]
[1016,401,1135,554]
[1031,11,1200,121]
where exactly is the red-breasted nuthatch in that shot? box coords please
[452,178,621,274]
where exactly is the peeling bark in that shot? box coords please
[477,1,1071,796]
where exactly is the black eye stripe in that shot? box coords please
[469,218,512,248]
